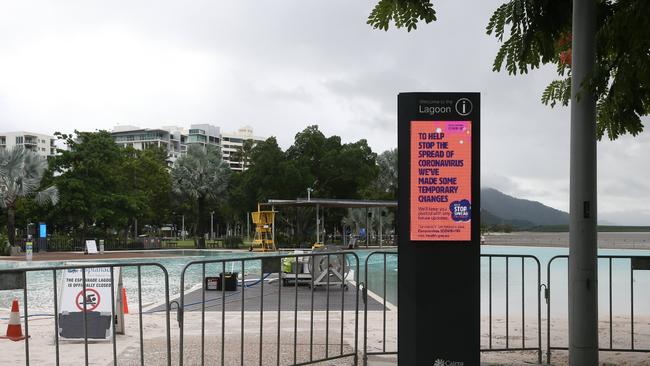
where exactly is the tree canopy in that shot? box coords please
[364,148,397,200]
[171,144,230,242]
[368,0,650,140]
[2,126,394,247]
[0,147,59,245]
[236,125,378,211]
[225,126,382,245]
[46,131,172,238]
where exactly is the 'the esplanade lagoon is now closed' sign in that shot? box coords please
[59,266,122,339]
[410,120,472,241]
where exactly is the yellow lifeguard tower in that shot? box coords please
[251,205,276,252]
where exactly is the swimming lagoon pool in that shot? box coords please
[0,250,382,312]
[1,246,650,320]
[0,250,268,312]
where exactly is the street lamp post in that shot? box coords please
[316,203,320,244]
[210,211,215,240]
[182,215,185,241]
[366,208,370,248]
[379,210,383,248]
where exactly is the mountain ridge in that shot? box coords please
[480,187,569,228]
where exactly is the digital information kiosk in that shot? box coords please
[398,92,480,365]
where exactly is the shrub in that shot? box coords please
[223,236,243,249]
[0,232,9,256]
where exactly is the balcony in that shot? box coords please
[23,135,38,145]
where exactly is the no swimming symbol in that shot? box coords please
[75,288,101,311]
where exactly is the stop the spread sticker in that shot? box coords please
[410,121,472,241]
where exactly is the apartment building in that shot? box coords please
[221,126,265,171]
[0,131,56,157]
[112,125,187,161]
[111,124,265,170]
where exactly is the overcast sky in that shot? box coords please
[1,1,648,224]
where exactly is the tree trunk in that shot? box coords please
[81,221,87,251]
[7,206,16,247]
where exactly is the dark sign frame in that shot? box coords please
[398,92,480,365]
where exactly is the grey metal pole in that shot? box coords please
[322,207,325,244]
[182,215,185,240]
[316,204,320,244]
[247,212,250,241]
[365,207,369,248]
[379,211,383,248]
[210,211,214,241]
[569,0,599,364]
[271,205,275,247]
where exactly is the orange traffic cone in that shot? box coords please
[0,298,27,341]
[121,288,129,314]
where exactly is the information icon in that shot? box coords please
[455,98,473,116]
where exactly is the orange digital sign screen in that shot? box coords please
[410,121,472,241]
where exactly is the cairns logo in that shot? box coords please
[434,359,464,366]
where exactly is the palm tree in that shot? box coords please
[170,145,230,247]
[341,208,394,245]
[0,147,59,247]
[229,139,255,171]
[341,208,364,237]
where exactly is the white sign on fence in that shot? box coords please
[85,240,98,254]
[58,266,122,340]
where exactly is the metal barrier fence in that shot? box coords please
[0,262,172,366]
[360,252,543,365]
[177,251,360,366]
[14,237,173,252]
[362,251,397,366]
[482,254,543,364]
[5,251,649,365]
[16,238,146,252]
[546,255,650,364]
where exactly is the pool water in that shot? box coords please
[0,251,266,312]
[1,247,650,320]
[0,250,370,312]
[479,246,650,319]
[358,246,650,320]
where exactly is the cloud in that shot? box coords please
[0,0,648,224]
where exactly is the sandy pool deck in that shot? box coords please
[2,310,365,365]
[3,307,650,365]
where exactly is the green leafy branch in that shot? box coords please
[367,0,436,31]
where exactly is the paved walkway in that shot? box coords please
[151,280,386,312]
